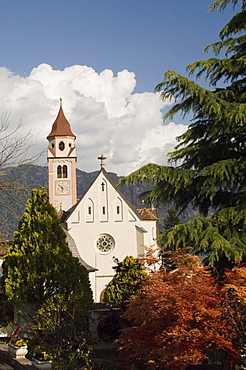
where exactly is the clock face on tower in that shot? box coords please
[56,181,70,195]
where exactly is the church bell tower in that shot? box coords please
[47,99,77,210]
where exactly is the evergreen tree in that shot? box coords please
[3,186,92,307]
[3,187,93,369]
[163,205,181,231]
[103,256,147,306]
[120,0,246,269]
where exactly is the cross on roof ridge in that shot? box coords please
[98,154,107,168]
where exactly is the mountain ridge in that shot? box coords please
[0,164,200,238]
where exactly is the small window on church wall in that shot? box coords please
[59,141,65,151]
[86,198,94,222]
[101,182,105,192]
[102,206,105,215]
[152,226,156,240]
[62,165,67,178]
[52,143,55,148]
[114,198,123,221]
[57,165,62,178]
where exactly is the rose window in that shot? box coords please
[96,234,115,253]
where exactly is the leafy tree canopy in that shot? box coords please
[222,265,246,359]
[103,256,147,306]
[120,0,246,268]
[118,250,237,369]
[30,294,93,370]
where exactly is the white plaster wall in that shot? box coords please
[140,219,158,248]
[66,171,158,302]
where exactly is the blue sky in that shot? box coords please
[1,0,235,92]
[0,0,237,174]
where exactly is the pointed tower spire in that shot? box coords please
[47,100,77,211]
[47,99,76,139]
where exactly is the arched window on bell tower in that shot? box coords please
[57,165,68,178]
[63,165,67,178]
[57,165,62,178]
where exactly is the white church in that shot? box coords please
[47,100,158,302]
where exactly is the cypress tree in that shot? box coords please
[3,187,93,368]
[120,0,246,268]
[3,187,92,307]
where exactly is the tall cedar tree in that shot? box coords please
[3,187,92,308]
[120,0,246,269]
[117,250,238,370]
[103,255,147,306]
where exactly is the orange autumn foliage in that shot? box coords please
[117,250,237,370]
[220,265,246,365]
[223,266,246,304]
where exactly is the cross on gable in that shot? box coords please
[98,154,107,168]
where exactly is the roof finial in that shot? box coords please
[60,97,62,108]
[98,154,107,168]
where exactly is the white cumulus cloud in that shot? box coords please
[0,63,187,175]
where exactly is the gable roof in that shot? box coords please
[47,100,76,139]
[62,167,144,222]
[137,207,158,220]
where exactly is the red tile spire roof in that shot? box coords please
[47,98,76,139]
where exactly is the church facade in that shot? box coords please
[47,101,158,302]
